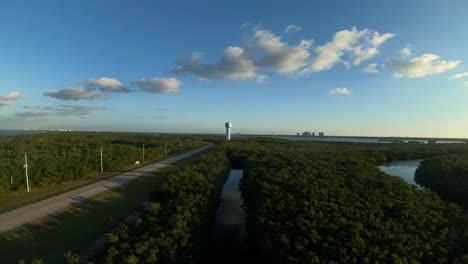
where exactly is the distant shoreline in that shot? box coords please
[0,130,466,142]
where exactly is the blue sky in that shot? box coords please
[1,0,467,137]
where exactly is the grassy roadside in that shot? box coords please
[0,145,210,263]
[0,144,203,214]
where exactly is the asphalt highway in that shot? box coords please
[0,142,214,233]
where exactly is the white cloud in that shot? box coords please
[44,87,106,100]
[352,47,379,65]
[252,29,311,75]
[135,77,182,93]
[86,77,128,92]
[328,87,351,95]
[171,26,393,81]
[0,100,12,107]
[363,63,378,73]
[401,47,411,57]
[371,32,394,46]
[0,91,28,101]
[311,28,363,71]
[285,24,301,33]
[0,91,27,107]
[171,47,264,81]
[451,72,468,79]
[311,28,393,71]
[386,53,460,78]
[465,81,468,87]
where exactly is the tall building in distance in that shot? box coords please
[319,132,324,137]
[225,122,232,141]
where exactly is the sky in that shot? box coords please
[1,0,468,138]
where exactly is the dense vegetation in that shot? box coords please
[104,147,230,263]
[415,154,468,208]
[224,140,468,263]
[7,137,468,263]
[0,132,199,199]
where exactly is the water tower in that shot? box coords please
[225,122,232,141]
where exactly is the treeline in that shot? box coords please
[415,154,468,208]
[104,147,231,263]
[224,140,468,263]
[0,132,200,198]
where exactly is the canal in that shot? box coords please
[210,169,246,262]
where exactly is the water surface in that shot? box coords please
[272,136,465,144]
[379,160,422,187]
[210,169,246,262]
[0,130,44,136]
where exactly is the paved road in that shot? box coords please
[0,143,214,234]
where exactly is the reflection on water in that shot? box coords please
[210,169,246,262]
[379,160,422,187]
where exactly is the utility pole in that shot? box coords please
[100,147,103,174]
[10,176,13,185]
[142,144,145,161]
[24,153,30,192]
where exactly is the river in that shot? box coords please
[379,160,422,187]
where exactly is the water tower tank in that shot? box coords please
[225,122,232,141]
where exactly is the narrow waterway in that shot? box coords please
[379,159,422,187]
[210,169,246,262]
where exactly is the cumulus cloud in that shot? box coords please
[172,47,265,81]
[0,91,28,107]
[311,28,393,71]
[171,26,393,80]
[0,91,28,101]
[0,100,12,107]
[386,53,460,78]
[44,87,106,100]
[363,63,379,73]
[85,77,128,92]
[371,32,394,46]
[401,47,411,57]
[352,46,379,65]
[451,72,468,79]
[135,77,182,93]
[329,87,351,95]
[252,29,312,75]
[311,28,363,71]
[285,24,301,33]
